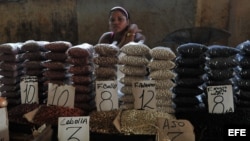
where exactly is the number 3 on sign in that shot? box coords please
[47,83,75,108]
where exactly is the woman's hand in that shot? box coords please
[118,24,143,47]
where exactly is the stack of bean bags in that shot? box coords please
[20,40,49,104]
[148,46,176,115]
[118,42,150,109]
[204,45,239,111]
[235,40,250,108]
[173,43,208,113]
[0,42,24,106]
[93,43,120,81]
[42,41,72,102]
[66,43,96,113]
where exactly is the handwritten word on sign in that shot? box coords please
[0,108,9,141]
[132,80,156,110]
[58,116,89,141]
[20,76,39,104]
[207,85,234,113]
[95,81,118,111]
[157,118,195,141]
[47,83,75,108]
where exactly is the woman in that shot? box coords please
[98,6,146,47]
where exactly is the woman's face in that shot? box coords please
[109,10,129,33]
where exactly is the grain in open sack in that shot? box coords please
[94,66,117,78]
[147,59,175,70]
[89,110,121,134]
[66,43,94,58]
[44,41,72,52]
[149,69,176,79]
[94,43,119,56]
[0,43,23,54]
[120,109,175,135]
[119,55,149,66]
[120,41,150,56]
[119,65,148,76]
[21,40,49,52]
[93,56,118,66]
[32,105,85,126]
[119,75,145,85]
[150,46,176,60]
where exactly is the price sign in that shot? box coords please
[95,81,118,111]
[58,116,89,141]
[0,108,9,141]
[207,85,234,113]
[132,80,156,110]
[47,83,75,108]
[157,118,195,141]
[20,76,39,104]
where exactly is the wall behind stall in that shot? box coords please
[0,0,249,50]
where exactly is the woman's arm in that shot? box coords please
[98,32,112,44]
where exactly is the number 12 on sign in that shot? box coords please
[132,80,156,111]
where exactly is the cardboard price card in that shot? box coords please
[95,80,118,111]
[0,108,9,141]
[47,83,75,108]
[206,85,234,113]
[58,116,90,141]
[20,76,39,104]
[132,80,156,110]
[157,118,195,141]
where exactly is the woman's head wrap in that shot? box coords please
[110,6,130,19]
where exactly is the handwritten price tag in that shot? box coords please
[58,116,89,141]
[0,108,9,141]
[157,118,195,141]
[95,81,118,111]
[207,85,234,113]
[47,83,75,108]
[20,76,39,104]
[132,80,156,110]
